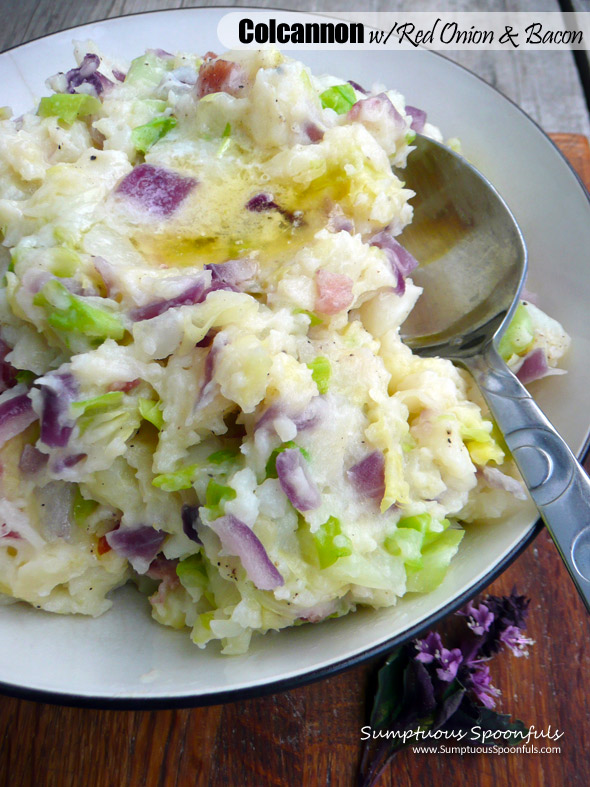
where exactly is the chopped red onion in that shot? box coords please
[348,93,405,129]
[116,164,197,217]
[347,451,385,500]
[51,453,87,474]
[93,256,119,298]
[130,277,208,321]
[347,79,367,94]
[147,48,174,60]
[406,105,427,133]
[36,372,77,448]
[0,391,37,448]
[197,333,226,409]
[482,466,527,501]
[315,269,354,315]
[112,69,126,83]
[304,122,324,143]
[64,53,112,96]
[368,231,418,296]
[276,448,321,512]
[35,482,75,541]
[0,339,18,393]
[204,258,258,289]
[196,59,250,99]
[19,444,48,474]
[207,514,284,590]
[515,348,547,384]
[292,396,328,432]
[106,525,167,574]
[181,504,202,544]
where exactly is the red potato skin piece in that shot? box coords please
[195,59,250,99]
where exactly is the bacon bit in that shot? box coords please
[202,51,218,61]
[108,379,141,393]
[0,523,22,540]
[97,535,111,555]
[147,556,180,586]
[315,270,354,315]
[196,59,250,99]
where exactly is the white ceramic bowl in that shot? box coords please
[1,8,589,707]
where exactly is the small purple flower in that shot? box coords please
[436,647,463,682]
[499,625,535,658]
[414,631,443,664]
[467,662,501,709]
[457,601,494,636]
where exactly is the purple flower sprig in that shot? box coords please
[358,589,533,787]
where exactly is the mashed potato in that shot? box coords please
[0,45,569,653]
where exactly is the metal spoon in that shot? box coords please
[398,134,590,612]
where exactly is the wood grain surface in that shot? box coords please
[1,133,589,787]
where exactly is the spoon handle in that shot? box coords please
[464,344,590,612]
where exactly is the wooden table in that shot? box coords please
[2,4,590,786]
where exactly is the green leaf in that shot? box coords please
[204,479,237,519]
[34,280,125,343]
[320,84,357,114]
[313,516,352,569]
[307,356,331,394]
[37,94,102,126]
[138,397,164,430]
[370,647,408,730]
[265,441,310,479]
[131,115,177,154]
[153,464,200,492]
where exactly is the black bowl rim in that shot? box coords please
[1,5,589,710]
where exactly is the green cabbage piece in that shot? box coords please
[71,391,124,416]
[37,94,102,126]
[72,487,99,525]
[498,302,534,361]
[204,479,237,519]
[307,356,331,394]
[176,555,209,602]
[207,448,239,465]
[138,397,164,430]
[216,122,232,157]
[313,516,353,569]
[293,308,323,327]
[152,464,200,492]
[33,280,125,345]
[131,115,177,154]
[385,514,464,592]
[50,247,81,278]
[125,52,170,88]
[320,84,357,115]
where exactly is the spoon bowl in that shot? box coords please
[399,135,527,358]
[398,134,590,611]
